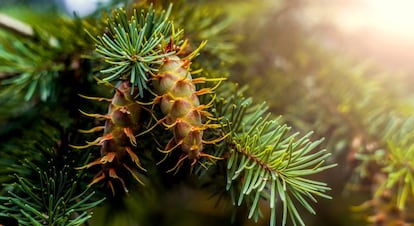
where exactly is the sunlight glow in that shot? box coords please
[338,0,414,38]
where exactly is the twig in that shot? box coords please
[0,13,34,38]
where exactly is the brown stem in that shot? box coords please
[230,142,275,174]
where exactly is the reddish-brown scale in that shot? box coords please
[72,81,145,194]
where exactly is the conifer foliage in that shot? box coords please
[0,1,336,226]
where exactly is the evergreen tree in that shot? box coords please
[0,1,412,226]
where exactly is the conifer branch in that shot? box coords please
[91,4,181,97]
[0,167,104,226]
[0,120,105,225]
[213,84,336,226]
[0,12,94,102]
